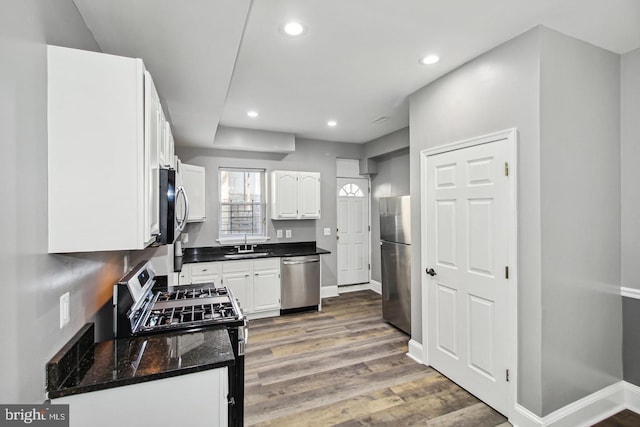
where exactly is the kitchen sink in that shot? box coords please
[224,252,270,259]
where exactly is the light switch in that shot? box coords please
[277,229,283,238]
[60,292,70,329]
[286,230,292,238]
[324,228,331,236]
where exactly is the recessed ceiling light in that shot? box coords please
[282,21,306,37]
[247,110,259,118]
[327,120,337,127]
[420,55,440,65]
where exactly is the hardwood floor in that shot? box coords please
[593,410,640,427]
[244,290,509,426]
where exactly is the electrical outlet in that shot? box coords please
[286,230,292,238]
[276,229,283,238]
[60,292,70,329]
[182,233,189,243]
[324,228,331,236]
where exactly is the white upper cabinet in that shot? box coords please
[161,121,175,169]
[181,163,206,222]
[47,45,165,253]
[271,171,299,219]
[298,172,321,218]
[144,70,161,240]
[271,171,321,220]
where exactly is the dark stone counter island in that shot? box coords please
[46,323,235,399]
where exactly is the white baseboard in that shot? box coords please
[338,283,371,293]
[320,286,339,299]
[511,381,638,427]
[626,381,640,414]
[246,309,281,320]
[337,281,382,295]
[369,280,382,295]
[511,404,544,427]
[406,339,424,365]
[621,286,640,299]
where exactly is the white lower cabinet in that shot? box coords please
[190,261,221,285]
[52,368,228,427]
[181,258,280,318]
[252,259,281,313]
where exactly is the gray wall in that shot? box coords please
[364,127,410,159]
[409,27,543,414]
[622,48,640,386]
[176,138,364,288]
[621,49,640,292]
[0,0,160,403]
[538,27,622,415]
[369,149,410,283]
[623,298,640,385]
[363,127,411,284]
[409,25,624,417]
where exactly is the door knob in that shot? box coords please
[426,268,437,277]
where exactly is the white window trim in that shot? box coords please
[218,167,268,242]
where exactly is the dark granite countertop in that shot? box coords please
[181,241,331,265]
[46,323,235,399]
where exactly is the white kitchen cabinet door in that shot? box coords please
[181,163,206,222]
[253,258,280,313]
[190,262,221,285]
[52,368,228,427]
[253,270,280,312]
[298,172,321,219]
[178,265,192,286]
[271,171,299,219]
[161,120,175,168]
[271,171,321,219]
[47,45,160,252]
[144,70,161,239]
[222,272,252,313]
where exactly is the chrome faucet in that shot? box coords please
[236,234,255,253]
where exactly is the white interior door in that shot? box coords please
[425,138,510,414]
[337,177,370,285]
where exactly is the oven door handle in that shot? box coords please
[176,185,189,232]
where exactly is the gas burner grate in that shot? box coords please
[156,287,229,302]
[145,298,237,329]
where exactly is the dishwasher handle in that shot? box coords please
[282,259,320,265]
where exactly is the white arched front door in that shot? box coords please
[337,177,370,285]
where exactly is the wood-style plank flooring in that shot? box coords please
[244,290,509,426]
[593,410,640,427]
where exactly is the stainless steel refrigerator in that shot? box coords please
[379,195,411,334]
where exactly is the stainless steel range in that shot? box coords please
[114,261,246,427]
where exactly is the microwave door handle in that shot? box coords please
[176,185,189,231]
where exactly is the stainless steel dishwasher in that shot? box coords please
[281,255,320,312]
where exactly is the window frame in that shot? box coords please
[216,167,269,244]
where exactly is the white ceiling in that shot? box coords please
[74,0,640,147]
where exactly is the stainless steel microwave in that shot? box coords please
[155,168,188,245]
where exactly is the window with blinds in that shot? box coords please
[219,168,266,237]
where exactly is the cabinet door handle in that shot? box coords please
[176,185,189,231]
[245,274,250,278]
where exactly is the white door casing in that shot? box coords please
[420,129,517,418]
[337,177,370,285]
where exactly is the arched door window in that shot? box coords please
[338,183,365,197]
